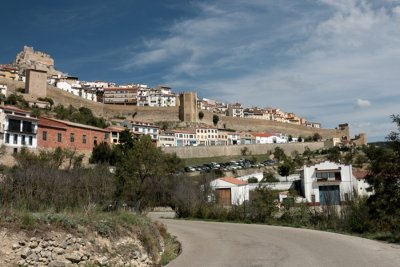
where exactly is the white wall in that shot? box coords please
[210,179,249,205]
[302,161,354,204]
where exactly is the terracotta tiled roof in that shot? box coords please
[353,169,369,180]
[106,125,126,132]
[2,105,30,113]
[220,177,248,185]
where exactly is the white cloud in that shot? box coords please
[355,99,371,108]
[122,0,400,141]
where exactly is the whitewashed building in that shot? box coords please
[301,161,354,206]
[0,106,38,150]
[227,103,244,118]
[210,177,249,205]
[173,130,197,147]
[158,131,176,147]
[251,133,288,144]
[121,120,159,142]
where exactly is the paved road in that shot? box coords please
[149,212,400,267]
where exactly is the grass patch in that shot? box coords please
[159,234,181,266]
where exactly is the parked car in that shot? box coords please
[263,159,276,165]
[184,166,196,172]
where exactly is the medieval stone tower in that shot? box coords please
[179,92,198,122]
[25,69,47,98]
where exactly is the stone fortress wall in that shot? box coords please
[163,142,326,159]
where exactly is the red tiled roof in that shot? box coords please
[171,129,196,134]
[353,169,369,180]
[220,177,248,185]
[2,105,31,113]
[106,125,126,132]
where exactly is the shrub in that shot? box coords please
[247,177,259,183]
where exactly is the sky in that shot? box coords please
[1,0,400,142]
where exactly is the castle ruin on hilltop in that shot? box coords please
[14,46,63,76]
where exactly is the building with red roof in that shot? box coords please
[210,177,249,205]
[38,117,109,152]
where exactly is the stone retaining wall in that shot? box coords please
[162,142,326,159]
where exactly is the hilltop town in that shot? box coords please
[0,46,366,162]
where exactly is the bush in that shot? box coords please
[248,177,259,183]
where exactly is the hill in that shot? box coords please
[0,77,349,140]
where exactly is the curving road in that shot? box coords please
[149,212,400,267]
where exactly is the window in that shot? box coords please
[316,172,341,180]
[70,133,75,143]
[5,133,9,144]
[311,194,316,203]
[8,119,21,132]
[82,134,87,144]
[22,121,33,133]
[43,131,47,141]
[13,134,18,144]
[57,133,62,142]
[93,136,98,146]
[29,136,33,146]
[21,135,26,145]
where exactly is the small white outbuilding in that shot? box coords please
[210,177,249,206]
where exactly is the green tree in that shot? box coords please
[291,150,304,168]
[249,185,278,222]
[278,161,293,181]
[365,115,400,233]
[273,147,286,162]
[212,114,219,126]
[5,93,28,108]
[118,129,135,153]
[90,142,117,165]
[30,106,41,117]
[327,147,341,163]
[298,136,303,142]
[288,135,293,142]
[312,132,322,142]
[261,171,279,183]
[115,136,178,212]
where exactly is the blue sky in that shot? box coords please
[1,0,400,141]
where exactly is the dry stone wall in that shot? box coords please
[0,230,157,267]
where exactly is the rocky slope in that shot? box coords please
[0,221,164,267]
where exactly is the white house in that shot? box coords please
[301,161,354,206]
[0,106,38,151]
[251,133,288,144]
[121,120,159,142]
[173,130,197,147]
[227,103,244,118]
[158,131,176,147]
[210,177,249,205]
